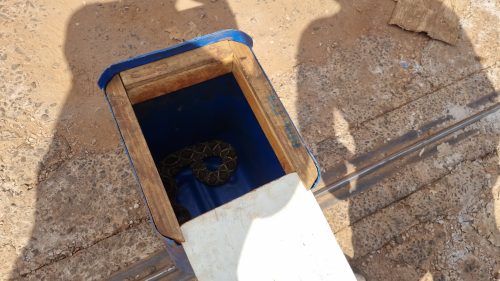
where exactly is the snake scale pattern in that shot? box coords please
[159,140,238,224]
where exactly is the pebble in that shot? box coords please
[399,60,410,69]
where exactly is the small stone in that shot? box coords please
[133,203,139,209]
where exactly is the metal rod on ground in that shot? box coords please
[144,267,194,281]
[314,102,500,198]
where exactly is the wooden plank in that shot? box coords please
[229,41,319,189]
[121,41,234,104]
[230,47,294,175]
[105,75,184,242]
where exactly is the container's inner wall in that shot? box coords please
[133,73,285,220]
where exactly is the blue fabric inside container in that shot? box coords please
[133,73,285,220]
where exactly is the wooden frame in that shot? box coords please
[105,40,318,242]
[228,41,318,188]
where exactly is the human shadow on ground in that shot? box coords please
[10,0,240,279]
[296,0,499,280]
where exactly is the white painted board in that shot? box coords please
[181,173,357,281]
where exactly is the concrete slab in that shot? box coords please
[349,152,500,280]
[23,221,168,280]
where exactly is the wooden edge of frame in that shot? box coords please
[121,41,234,105]
[229,41,319,189]
[105,75,184,242]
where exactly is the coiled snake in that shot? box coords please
[158,140,238,224]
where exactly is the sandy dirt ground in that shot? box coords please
[0,0,498,280]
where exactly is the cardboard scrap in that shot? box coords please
[389,0,460,45]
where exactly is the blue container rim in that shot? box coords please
[98,29,321,190]
[97,29,253,89]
